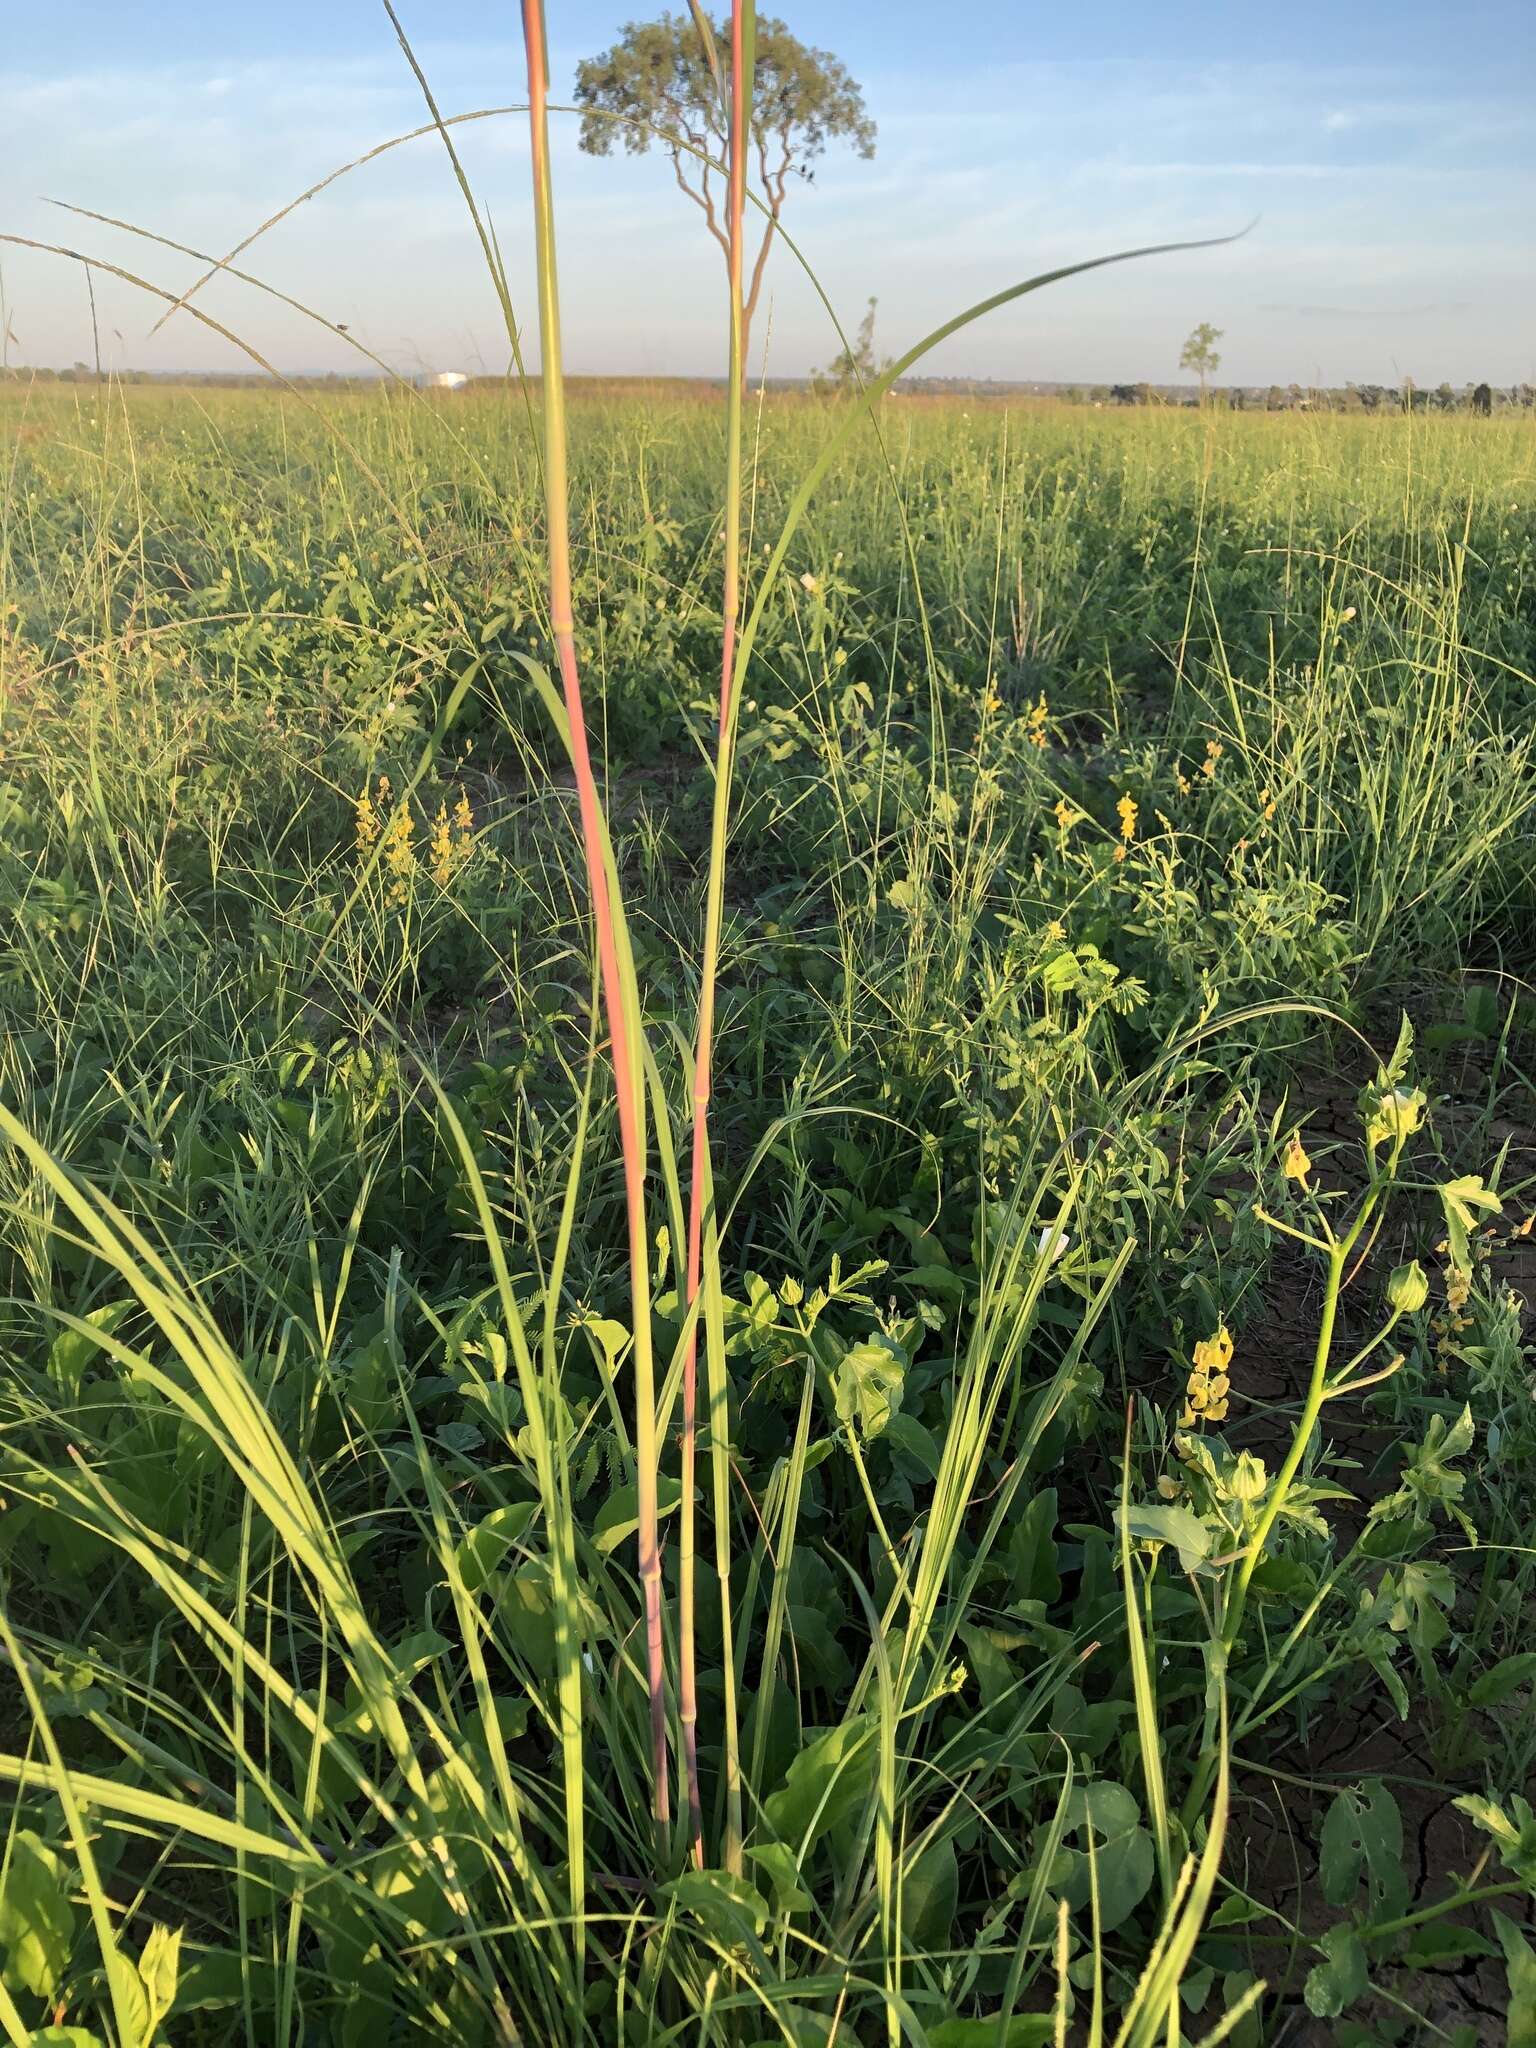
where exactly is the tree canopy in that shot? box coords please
[575,14,876,360]
[1179,321,1223,397]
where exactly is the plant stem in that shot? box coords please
[679,0,752,1871]
[519,0,670,1833]
[1222,1243,1345,1654]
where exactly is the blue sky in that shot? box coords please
[4,1,1533,386]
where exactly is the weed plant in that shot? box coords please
[0,15,1534,2041]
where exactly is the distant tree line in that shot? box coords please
[5,365,1531,412]
[1099,379,1531,413]
[0,365,379,389]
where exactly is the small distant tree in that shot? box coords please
[575,15,876,374]
[811,295,881,393]
[1179,321,1223,401]
[1472,381,1492,416]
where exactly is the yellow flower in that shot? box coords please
[1191,1326,1233,1376]
[1282,1132,1312,1185]
[429,802,454,887]
[1181,1326,1235,1428]
[1026,693,1049,749]
[1053,797,1080,833]
[1200,738,1223,780]
[355,783,380,854]
[1176,770,1192,795]
[382,800,415,905]
[1364,1087,1426,1153]
[1116,794,1138,843]
[1045,918,1066,943]
[454,788,474,851]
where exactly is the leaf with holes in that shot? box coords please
[1305,1926,1370,2019]
[1319,1781,1407,1918]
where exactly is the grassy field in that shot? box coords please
[1,372,1535,2046]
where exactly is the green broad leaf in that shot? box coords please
[1492,1910,1536,2048]
[1059,1782,1155,1932]
[1117,1502,1211,1575]
[0,1830,75,1999]
[903,1263,969,1299]
[899,1835,958,1949]
[1007,1488,1061,1606]
[593,1475,685,1554]
[663,1869,770,1949]
[1464,982,1502,1037]
[1304,1925,1370,2019]
[1468,1653,1536,1708]
[172,1945,282,2011]
[1400,1923,1498,1966]
[763,1717,876,1851]
[578,1318,631,1373]
[25,2032,105,2047]
[745,1843,812,1915]
[884,1412,942,1478]
[1319,1781,1407,1917]
[432,1420,484,1456]
[454,1502,539,1592]
[1179,1964,1215,2013]
[1208,1894,1266,1928]
[833,1333,907,1439]
[927,2018,1054,2048]
[46,1301,131,1400]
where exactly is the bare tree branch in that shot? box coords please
[670,147,730,259]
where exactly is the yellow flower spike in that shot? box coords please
[1053,798,1080,834]
[453,788,474,851]
[354,785,379,854]
[381,800,416,907]
[1191,1326,1233,1376]
[1283,1132,1312,1185]
[429,802,454,888]
[1116,794,1138,843]
[1026,693,1049,748]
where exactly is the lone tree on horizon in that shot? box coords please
[574,14,876,374]
[1180,321,1223,401]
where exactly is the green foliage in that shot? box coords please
[1,375,1533,2043]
